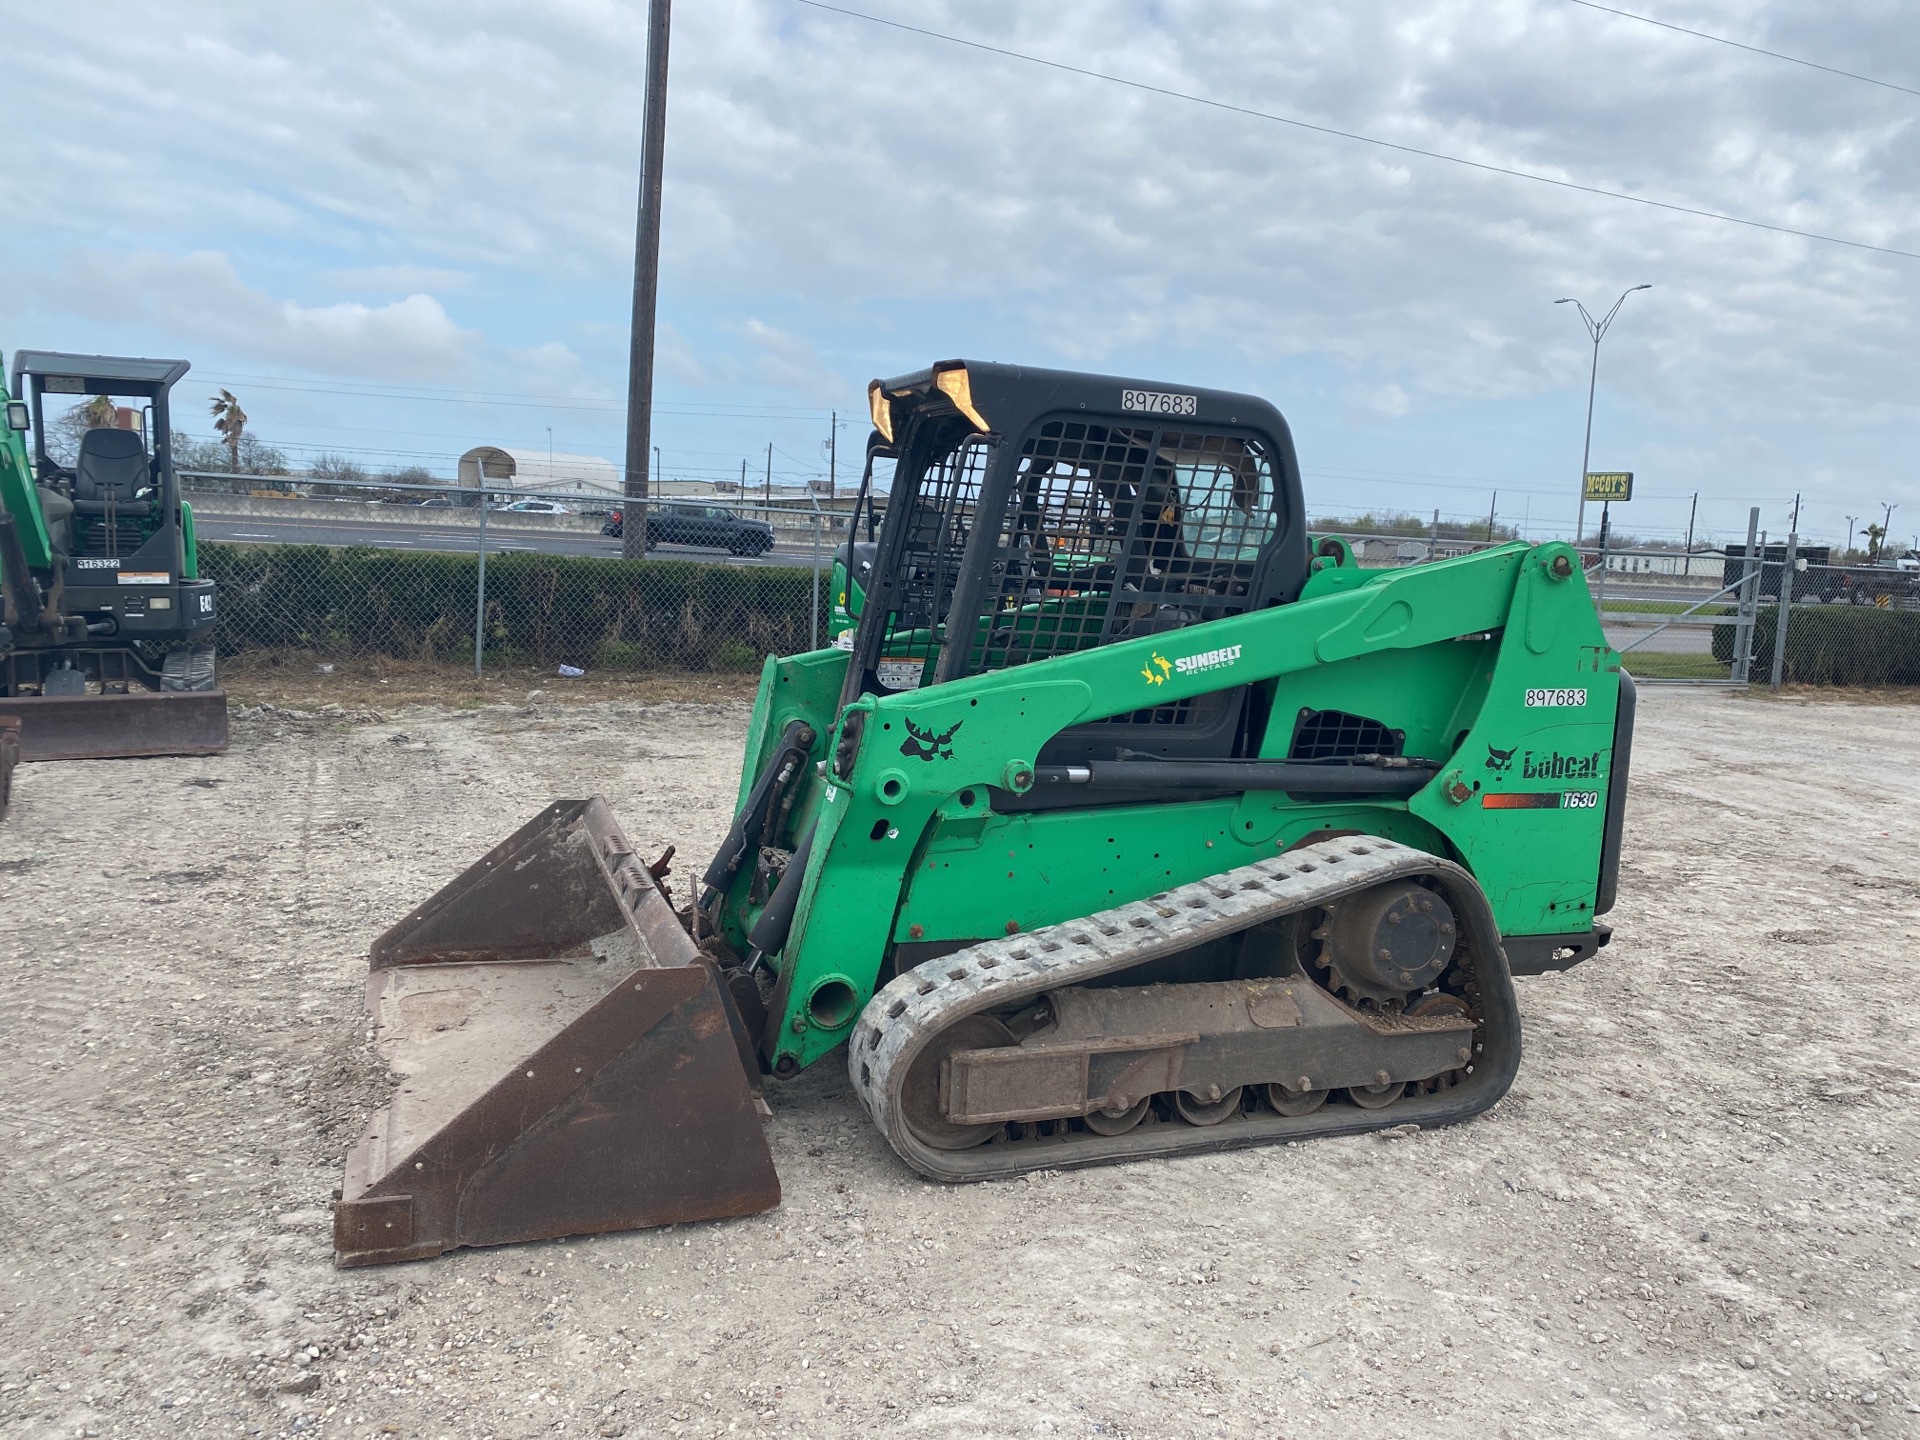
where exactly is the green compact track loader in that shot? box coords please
[0,349,226,769]
[335,361,1632,1266]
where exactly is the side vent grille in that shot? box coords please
[1288,708,1403,761]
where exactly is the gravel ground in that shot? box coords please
[1,686,1916,1440]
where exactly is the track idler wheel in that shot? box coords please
[901,1015,1017,1151]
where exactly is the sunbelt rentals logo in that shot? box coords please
[1144,644,1243,687]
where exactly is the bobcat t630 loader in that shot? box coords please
[335,361,1632,1266]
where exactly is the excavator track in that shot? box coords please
[849,836,1522,1182]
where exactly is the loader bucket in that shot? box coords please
[0,716,18,821]
[0,690,228,761]
[334,798,779,1267]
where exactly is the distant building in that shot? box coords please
[457,446,622,500]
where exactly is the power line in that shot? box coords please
[793,0,1920,263]
[1565,1,1920,99]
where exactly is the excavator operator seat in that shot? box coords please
[72,427,150,513]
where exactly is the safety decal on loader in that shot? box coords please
[1482,791,1599,810]
[900,718,962,761]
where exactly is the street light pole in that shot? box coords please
[1557,285,1651,546]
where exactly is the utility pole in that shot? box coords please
[1485,491,1497,543]
[1789,492,1802,533]
[1685,492,1698,553]
[828,410,837,505]
[621,0,672,561]
[1844,514,1857,558]
[765,443,773,508]
[1558,285,1652,544]
[740,458,747,496]
[1882,502,1897,560]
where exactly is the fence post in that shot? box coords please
[1731,506,1761,684]
[1594,509,1611,610]
[810,510,822,650]
[1768,530,1798,691]
[474,489,489,678]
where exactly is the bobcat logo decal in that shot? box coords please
[900,717,963,762]
[1485,744,1516,772]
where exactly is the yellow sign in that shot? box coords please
[1583,471,1633,502]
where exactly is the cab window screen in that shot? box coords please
[877,431,992,682]
[966,418,1281,679]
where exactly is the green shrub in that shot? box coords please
[199,542,820,672]
[1710,602,1920,684]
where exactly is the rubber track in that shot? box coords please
[849,836,1523,1182]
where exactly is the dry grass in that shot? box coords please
[216,651,762,710]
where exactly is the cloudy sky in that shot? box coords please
[5,1,1915,547]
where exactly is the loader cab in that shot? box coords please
[843,361,1310,762]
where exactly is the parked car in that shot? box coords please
[414,496,453,508]
[491,499,574,515]
[602,503,775,556]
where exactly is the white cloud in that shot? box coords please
[45,250,475,381]
[738,320,846,405]
[323,264,473,294]
[3,0,1916,528]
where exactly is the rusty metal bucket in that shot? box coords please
[0,716,18,821]
[334,798,779,1267]
[0,690,228,761]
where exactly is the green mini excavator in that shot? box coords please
[335,360,1632,1266]
[0,348,227,775]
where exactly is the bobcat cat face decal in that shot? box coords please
[900,718,963,762]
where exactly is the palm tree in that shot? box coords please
[1864,523,1886,561]
[79,395,117,429]
[210,389,248,472]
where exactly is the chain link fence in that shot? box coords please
[183,478,1920,689]
[185,474,852,677]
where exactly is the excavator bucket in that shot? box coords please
[0,691,228,761]
[334,798,780,1267]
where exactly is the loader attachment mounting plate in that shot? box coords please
[334,798,779,1267]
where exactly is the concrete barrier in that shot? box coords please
[184,494,592,531]
[183,493,850,550]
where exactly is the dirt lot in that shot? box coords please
[2,684,1917,1440]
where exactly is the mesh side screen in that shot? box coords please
[879,434,991,680]
[967,421,1281,733]
[1289,709,1403,760]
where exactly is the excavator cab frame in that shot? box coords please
[0,349,224,761]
